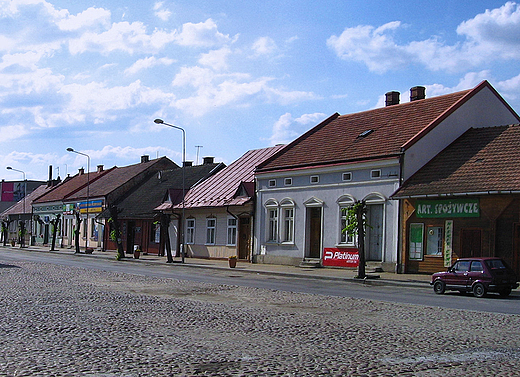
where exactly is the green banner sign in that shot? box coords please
[416,198,479,218]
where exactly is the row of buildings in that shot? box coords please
[2,80,520,277]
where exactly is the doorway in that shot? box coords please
[306,207,322,259]
[366,204,383,261]
[460,229,482,258]
[238,217,251,260]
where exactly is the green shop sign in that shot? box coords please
[416,198,480,218]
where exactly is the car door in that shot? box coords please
[444,260,471,289]
[466,260,485,288]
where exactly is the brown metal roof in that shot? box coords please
[392,124,520,198]
[257,81,508,173]
[168,145,285,209]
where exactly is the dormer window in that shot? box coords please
[371,169,381,179]
[342,172,352,181]
[310,175,319,184]
[269,179,276,187]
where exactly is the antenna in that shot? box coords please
[195,145,203,165]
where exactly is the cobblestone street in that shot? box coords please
[1,260,519,376]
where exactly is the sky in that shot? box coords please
[2,0,520,181]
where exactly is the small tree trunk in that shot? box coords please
[161,214,173,263]
[109,205,125,260]
[19,221,26,248]
[50,214,61,251]
[74,211,82,253]
[356,202,366,279]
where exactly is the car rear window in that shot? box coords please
[485,259,506,269]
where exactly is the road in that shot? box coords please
[1,247,519,315]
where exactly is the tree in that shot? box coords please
[160,214,173,263]
[342,200,368,279]
[49,214,61,251]
[1,219,10,246]
[74,210,82,254]
[108,205,125,260]
[18,220,26,248]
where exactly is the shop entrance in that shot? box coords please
[306,207,322,259]
[238,217,251,260]
[460,228,482,258]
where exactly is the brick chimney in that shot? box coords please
[410,86,426,101]
[385,91,400,106]
[183,161,193,167]
[203,157,214,165]
[141,155,150,163]
[78,168,84,175]
[97,165,104,172]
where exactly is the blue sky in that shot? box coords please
[2,0,520,181]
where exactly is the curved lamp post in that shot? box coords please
[67,148,90,249]
[6,166,26,247]
[154,118,186,263]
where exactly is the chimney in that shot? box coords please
[385,91,400,106]
[183,161,193,167]
[47,165,53,187]
[97,165,104,173]
[78,168,84,175]
[203,156,214,165]
[410,86,426,101]
[141,155,150,163]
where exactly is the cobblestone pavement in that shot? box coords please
[1,260,519,376]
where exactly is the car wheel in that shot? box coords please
[499,288,512,297]
[433,280,445,294]
[472,282,486,298]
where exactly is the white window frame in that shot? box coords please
[227,217,237,246]
[337,195,357,246]
[342,172,352,182]
[284,177,292,186]
[371,169,381,179]
[268,179,276,187]
[310,175,319,184]
[186,218,195,244]
[206,217,216,245]
[280,198,295,244]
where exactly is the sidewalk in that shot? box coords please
[4,244,433,288]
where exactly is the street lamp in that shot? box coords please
[67,148,90,249]
[154,118,186,263]
[6,166,26,247]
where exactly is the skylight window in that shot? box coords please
[358,129,374,138]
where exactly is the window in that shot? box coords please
[206,218,216,245]
[426,226,443,256]
[186,219,195,244]
[62,218,68,237]
[91,218,97,240]
[282,208,294,243]
[453,260,470,272]
[284,178,292,186]
[268,208,278,242]
[339,207,355,245]
[342,172,352,181]
[227,217,237,245]
[371,169,381,179]
[268,179,276,187]
[310,175,319,184]
[470,261,484,272]
[409,223,424,260]
[150,223,160,243]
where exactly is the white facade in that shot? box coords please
[255,159,401,270]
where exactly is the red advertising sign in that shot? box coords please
[323,248,359,268]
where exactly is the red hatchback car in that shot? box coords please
[431,257,518,298]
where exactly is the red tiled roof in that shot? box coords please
[169,145,285,209]
[257,82,503,172]
[392,124,520,197]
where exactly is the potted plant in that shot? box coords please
[228,255,237,268]
[134,246,141,259]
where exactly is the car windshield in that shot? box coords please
[485,259,506,269]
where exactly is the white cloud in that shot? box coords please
[198,47,232,70]
[327,2,520,73]
[0,125,29,142]
[174,19,235,47]
[57,7,111,31]
[153,2,172,21]
[125,56,175,75]
[269,112,326,145]
[68,21,177,55]
[252,36,277,56]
